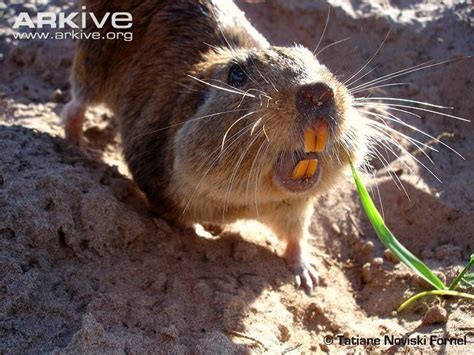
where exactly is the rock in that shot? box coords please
[372,257,384,267]
[160,325,179,341]
[362,262,374,283]
[50,88,65,103]
[361,240,375,255]
[384,249,399,264]
[278,324,290,342]
[422,305,448,325]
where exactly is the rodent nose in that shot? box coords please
[295,83,334,117]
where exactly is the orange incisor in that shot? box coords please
[292,121,328,180]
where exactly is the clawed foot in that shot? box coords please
[288,257,320,294]
[284,241,319,294]
[62,101,103,160]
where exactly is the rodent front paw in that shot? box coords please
[289,259,319,295]
[283,240,320,294]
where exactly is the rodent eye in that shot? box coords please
[228,63,246,87]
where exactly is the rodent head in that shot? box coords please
[173,45,367,207]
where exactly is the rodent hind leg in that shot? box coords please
[61,98,103,159]
[62,97,87,146]
[259,201,319,294]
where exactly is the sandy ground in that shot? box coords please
[1,0,473,353]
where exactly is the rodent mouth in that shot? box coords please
[273,151,323,194]
[272,120,329,194]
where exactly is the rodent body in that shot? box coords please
[62,0,367,291]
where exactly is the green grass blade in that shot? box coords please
[398,290,474,312]
[449,254,474,290]
[350,162,447,290]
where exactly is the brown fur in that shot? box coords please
[62,0,367,291]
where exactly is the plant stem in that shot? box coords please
[397,290,474,312]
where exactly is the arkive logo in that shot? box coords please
[13,6,133,29]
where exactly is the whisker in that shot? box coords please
[221,110,262,151]
[370,144,410,198]
[173,81,202,94]
[367,167,385,218]
[346,65,380,89]
[356,101,470,122]
[363,106,465,159]
[365,120,442,182]
[182,122,255,215]
[252,61,280,93]
[254,141,271,218]
[354,97,454,110]
[349,57,467,93]
[249,57,279,93]
[369,131,417,177]
[313,5,331,54]
[349,82,411,94]
[315,36,352,57]
[262,125,270,142]
[361,105,423,119]
[348,61,437,91]
[360,110,439,154]
[213,13,238,57]
[205,78,256,95]
[362,164,385,214]
[362,110,439,171]
[187,75,256,98]
[223,127,264,218]
[250,117,263,136]
[136,108,248,138]
[203,41,220,52]
[235,88,272,108]
[245,136,267,208]
[344,27,392,87]
[243,88,272,100]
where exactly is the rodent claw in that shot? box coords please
[295,275,302,289]
[302,269,313,291]
[292,261,319,295]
